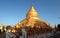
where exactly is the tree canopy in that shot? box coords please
[57,24,60,30]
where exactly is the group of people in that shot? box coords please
[6,32,19,38]
[6,28,27,38]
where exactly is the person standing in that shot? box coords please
[6,32,13,38]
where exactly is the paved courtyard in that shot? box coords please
[0,33,6,38]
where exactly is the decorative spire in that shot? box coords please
[26,5,39,18]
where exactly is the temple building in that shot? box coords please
[15,5,52,36]
[0,24,5,33]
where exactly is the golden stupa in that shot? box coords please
[15,5,52,35]
[26,5,39,17]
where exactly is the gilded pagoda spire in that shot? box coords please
[16,5,52,35]
[26,5,39,18]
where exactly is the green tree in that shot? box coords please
[57,24,60,30]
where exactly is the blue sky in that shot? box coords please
[0,0,60,27]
